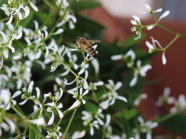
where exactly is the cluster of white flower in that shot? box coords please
[1,0,175,138]
[131,4,170,65]
[133,117,158,139]
[156,87,186,113]
[1,0,38,25]
[56,0,77,29]
[111,49,152,87]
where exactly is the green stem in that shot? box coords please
[0,17,9,22]
[152,13,158,23]
[63,108,77,137]
[179,34,186,37]
[164,33,179,50]
[157,24,177,35]
[61,62,77,77]
[44,17,63,41]
[43,0,57,9]
[155,109,185,124]
[9,102,25,119]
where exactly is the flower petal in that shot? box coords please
[116,96,127,102]
[6,14,13,24]
[111,55,122,60]
[159,10,170,21]
[29,1,38,12]
[66,100,80,111]
[12,91,21,98]
[130,76,137,87]
[57,108,64,118]
[48,112,54,125]
[162,52,167,65]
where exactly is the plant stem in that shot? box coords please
[179,34,186,37]
[63,108,77,137]
[155,109,185,124]
[157,24,177,35]
[9,102,25,119]
[164,33,179,50]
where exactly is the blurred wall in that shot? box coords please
[99,0,156,18]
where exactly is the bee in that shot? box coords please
[76,36,100,58]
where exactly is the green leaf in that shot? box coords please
[20,11,34,27]
[116,108,138,120]
[29,109,41,139]
[72,1,101,11]
[160,114,186,135]
[121,34,144,48]
[75,13,105,30]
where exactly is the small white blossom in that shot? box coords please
[46,126,62,139]
[100,80,127,109]
[159,11,170,22]
[0,89,11,108]
[143,3,162,14]
[29,117,46,126]
[45,90,64,125]
[130,60,152,87]
[162,52,167,65]
[130,15,142,40]
[68,87,89,104]
[72,131,86,139]
[134,93,148,106]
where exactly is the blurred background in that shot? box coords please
[99,0,186,21]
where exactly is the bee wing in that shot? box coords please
[88,40,101,44]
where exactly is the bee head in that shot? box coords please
[76,36,81,42]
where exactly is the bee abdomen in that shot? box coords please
[85,46,96,57]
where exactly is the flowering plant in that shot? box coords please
[0,1,186,139]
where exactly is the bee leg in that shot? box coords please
[82,51,86,59]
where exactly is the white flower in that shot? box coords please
[53,28,64,35]
[4,118,16,134]
[170,94,186,113]
[0,89,11,108]
[134,93,148,106]
[137,117,158,139]
[130,15,142,40]
[46,102,63,125]
[45,90,64,125]
[131,15,141,25]
[145,37,162,53]
[88,81,104,90]
[130,60,151,87]
[162,52,167,65]
[91,58,99,74]
[5,90,22,110]
[29,117,46,126]
[11,61,32,89]
[72,131,86,139]
[111,55,122,61]
[156,87,175,107]
[143,3,169,22]
[125,49,136,61]
[29,1,38,12]
[68,87,89,104]
[81,111,100,136]
[65,100,80,112]
[90,120,99,136]
[94,109,104,125]
[19,81,34,105]
[100,80,127,109]
[143,3,162,14]
[46,126,62,139]
[159,11,170,22]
